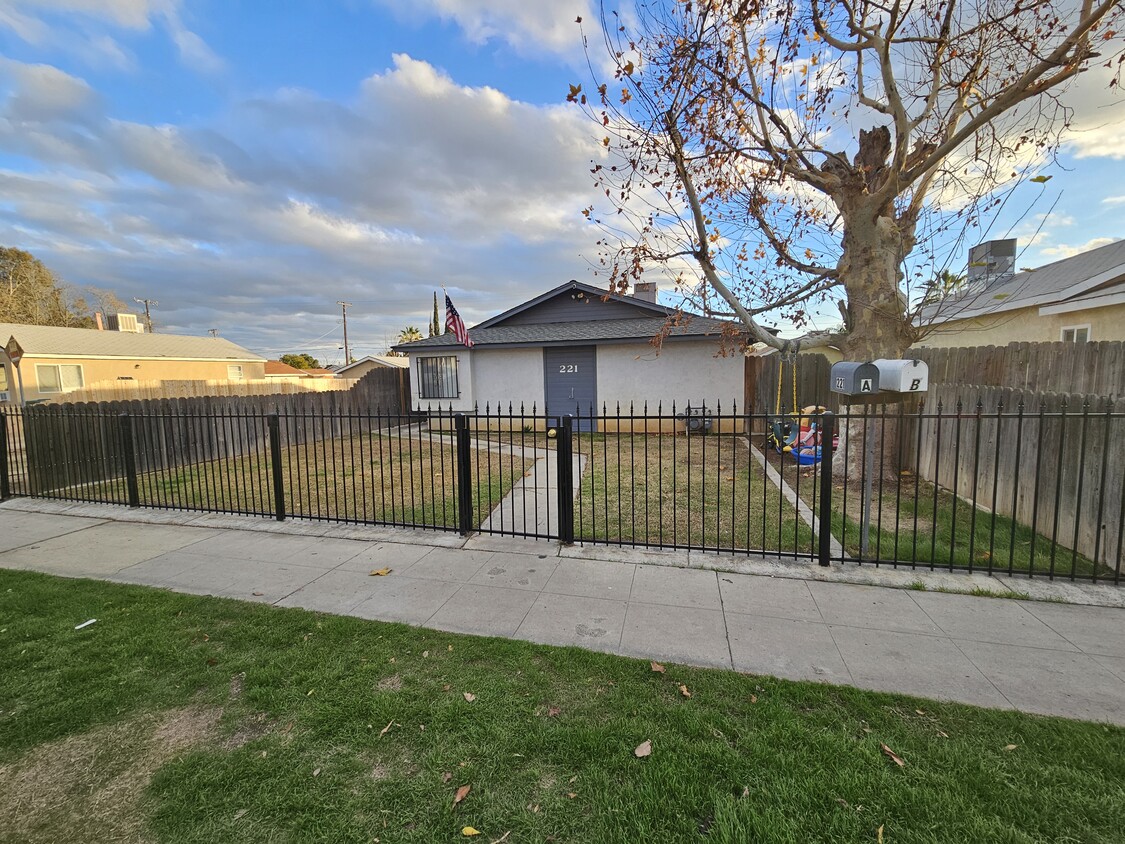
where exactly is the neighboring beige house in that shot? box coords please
[916,238,1125,348]
[335,355,409,380]
[264,360,309,383]
[0,322,265,404]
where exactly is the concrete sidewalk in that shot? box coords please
[1,499,1123,725]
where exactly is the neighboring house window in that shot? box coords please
[227,365,245,381]
[1060,325,1091,343]
[418,356,459,399]
[35,364,84,393]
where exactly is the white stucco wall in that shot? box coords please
[468,347,546,412]
[595,340,745,412]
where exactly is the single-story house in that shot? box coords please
[0,321,265,405]
[264,360,309,383]
[335,355,409,380]
[916,238,1125,348]
[393,280,747,431]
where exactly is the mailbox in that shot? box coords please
[872,359,928,392]
[830,361,881,396]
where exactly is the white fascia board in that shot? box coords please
[1038,288,1125,316]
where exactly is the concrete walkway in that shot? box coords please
[1,499,1123,725]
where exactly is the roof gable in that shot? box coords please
[474,280,677,330]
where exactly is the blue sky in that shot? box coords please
[1,1,1122,363]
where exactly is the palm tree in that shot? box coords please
[397,325,424,345]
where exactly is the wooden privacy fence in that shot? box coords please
[903,385,1124,569]
[18,367,411,494]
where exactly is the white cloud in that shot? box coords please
[1038,237,1117,259]
[0,55,605,357]
[1102,195,1125,205]
[377,0,594,57]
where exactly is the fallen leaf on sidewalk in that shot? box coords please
[650,661,665,674]
[252,591,264,596]
[454,784,471,806]
[463,692,476,702]
[634,740,652,758]
[880,744,906,768]
[679,684,692,698]
[370,568,392,576]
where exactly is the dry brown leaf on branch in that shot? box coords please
[634,740,652,758]
[369,568,392,576]
[650,661,665,674]
[463,692,477,702]
[880,744,906,768]
[454,784,471,806]
[679,684,692,698]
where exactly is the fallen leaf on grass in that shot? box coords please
[1004,744,1018,751]
[741,787,750,798]
[936,730,949,738]
[370,568,392,576]
[679,684,692,698]
[650,661,665,673]
[749,694,758,704]
[462,827,480,837]
[454,784,471,806]
[463,692,476,702]
[379,720,396,738]
[880,744,906,768]
[527,804,540,813]
[312,768,322,777]
[877,824,884,843]
[442,772,453,783]
[234,809,248,821]
[423,650,429,658]
[546,706,561,717]
[566,792,577,799]
[634,740,652,758]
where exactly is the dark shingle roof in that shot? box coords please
[921,238,1125,324]
[394,315,740,351]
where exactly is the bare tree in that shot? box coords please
[577,0,1123,360]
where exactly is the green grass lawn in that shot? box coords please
[573,433,812,553]
[2,570,1122,843]
[133,432,532,529]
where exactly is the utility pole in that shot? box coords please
[133,297,158,333]
[336,301,351,365]
[208,328,219,337]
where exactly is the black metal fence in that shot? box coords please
[1,400,1121,582]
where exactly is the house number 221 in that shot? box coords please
[559,364,578,373]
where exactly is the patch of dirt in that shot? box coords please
[0,706,222,844]
[376,674,403,692]
[225,711,272,749]
[370,762,390,781]
[229,671,246,700]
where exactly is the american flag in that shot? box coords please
[445,293,474,348]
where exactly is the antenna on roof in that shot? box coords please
[133,297,159,333]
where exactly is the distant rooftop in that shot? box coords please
[0,322,264,361]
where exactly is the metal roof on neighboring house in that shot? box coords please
[920,238,1125,324]
[0,322,265,361]
[394,315,742,351]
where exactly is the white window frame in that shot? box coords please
[227,364,245,381]
[1060,324,1092,343]
[418,356,459,399]
[35,363,84,394]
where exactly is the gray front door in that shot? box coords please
[544,346,597,432]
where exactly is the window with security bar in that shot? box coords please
[418,356,458,399]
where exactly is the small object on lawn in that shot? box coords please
[491,832,511,843]
[463,692,476,702]
[379,720,395,737]
[880,743,906,768]
[370,568,392,577]
[679,684,692,698]
[462,828,480,837]
[234,809,248,821]
[312,768,321,777]
[634,740,652,758]
[74,619,97,630]
[454,784,471,806]
[442,772,453,783]
[1004,744,1018,751]
[650,661,665,674]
